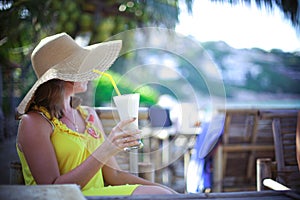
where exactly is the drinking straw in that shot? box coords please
[93,69,121,96]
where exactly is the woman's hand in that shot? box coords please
[93,118,142,161]
[108,118,142,153]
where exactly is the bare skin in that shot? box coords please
[17,81,177,195]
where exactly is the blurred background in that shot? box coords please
[1,0,300,193]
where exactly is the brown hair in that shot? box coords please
[29,79,65,119]
[27,79,82,119]
[16,79,82,120]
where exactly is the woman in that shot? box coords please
[16,33,177,196]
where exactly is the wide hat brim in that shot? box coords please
[17,40,122,115]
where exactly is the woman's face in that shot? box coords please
[73,81,88,93]
[65,81,88,94]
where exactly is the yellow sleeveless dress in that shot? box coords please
[17,106,139,196]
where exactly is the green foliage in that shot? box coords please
[0,0,192,121]
[93,70,159,106]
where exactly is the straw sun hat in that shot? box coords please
[17,32,122,115]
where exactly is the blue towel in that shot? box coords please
[186,115,224,193]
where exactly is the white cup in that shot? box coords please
[113,93,143,151]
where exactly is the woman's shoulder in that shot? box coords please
[17,111,54,153]
[19,111,54,133]
[20,111,46,122]
[79,105,98,116]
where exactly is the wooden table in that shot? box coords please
[0,184,85,200]
[1,185,299,200]
[86,190,300,200]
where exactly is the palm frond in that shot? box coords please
[213,0,300,32]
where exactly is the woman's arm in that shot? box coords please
[18,112,61,184]
[102,157,178,194]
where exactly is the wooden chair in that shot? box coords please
[297,111,300,171]
[213,108,275,192]
[257,110,300,191]
[9,161,24,185]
